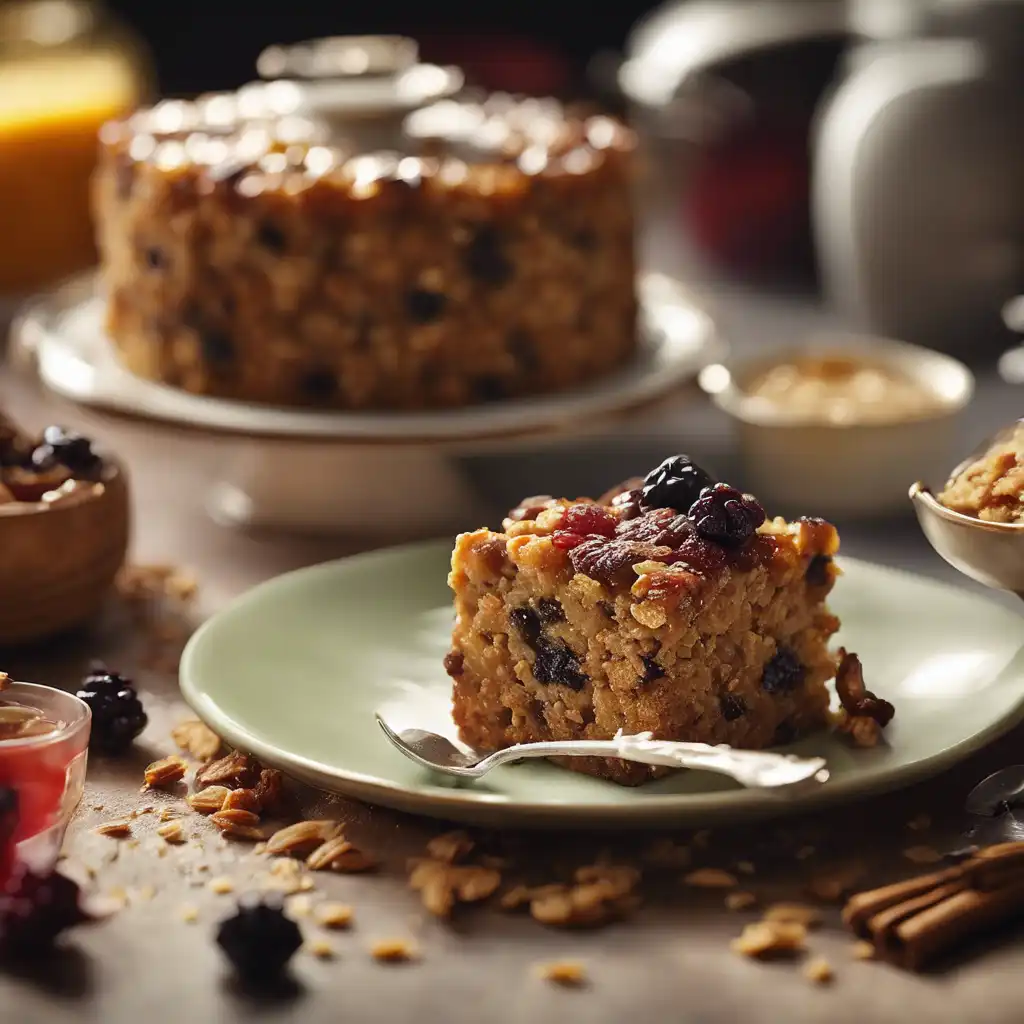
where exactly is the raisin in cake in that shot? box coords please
[445,456,841,785]
[92,92,637,410]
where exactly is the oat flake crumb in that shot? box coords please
[731,920,807,959]
[317,903,354,929]
[157,820,186,844]
[94,820,133,838]
[850,940,875,961]
[307,939,335,959]
[537,960,587,986]
[180,905,200,924]
[371,939,418,963]
[903,845,942,865]
[804,957,833,984]
[724,891,758,911]
[763,902,821,927]
[208,876,235,894]
[683,868,738,889]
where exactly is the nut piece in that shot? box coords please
[371,939,418,963]
[188,786,230,814]
[208,876,235,894]
[683,868,738,889]
[209,808,263,840]
[171,719,223,762]
[316,903,354,929]
[222,789,261,814]
[306,939,335,959]
[408,860,500,917]
[156,820,187,844]
[307,836,376,873]
[143,755,188,790]
[804,957,833,984]
[731,920,807,959]
[94,820,133,838]
[536,960,587,986]
[763,902,822,928]
[425,830,475,863]
[266,820,342,857]
[195,751,261,791]
[850,940,875,961]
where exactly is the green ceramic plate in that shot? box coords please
[180,540,1024,829]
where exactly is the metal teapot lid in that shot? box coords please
[620,0,850,108]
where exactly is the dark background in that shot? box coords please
[104,0,658,97]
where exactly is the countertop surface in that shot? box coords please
[1,272,1023,1024]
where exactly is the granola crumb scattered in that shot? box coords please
[180,904,200,924]
[94,820,133,838]
[172,719,221,762]
[307,836,376,873]
[906,813,932,832]
[903,845,942,865]
[850,940,875,961]
[408,859,501,917]
[317,903,354,929]
[188,787,230,814]
[537,960,587,986]
[731,920,807,959]
[208,876,235,894]
[763,902,822,928]
[683,868,738,889]
[266,820,342,857]
[157,820,187,844]
[159,806,178,822]
[307,939,335,959]
[371,939,418,963]
[287,894,314,918]
[92,804,105,812]
[209,808,264,841]
[143,755,188,790]
[425,830,475,863]
[725,891,758,912]
[804,957,833,984]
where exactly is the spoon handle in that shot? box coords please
[481,733,829,789]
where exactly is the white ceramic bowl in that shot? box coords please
[698,334,974,519]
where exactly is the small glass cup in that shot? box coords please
[0,681,91,872]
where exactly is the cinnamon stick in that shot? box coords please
[843,841,1024,971]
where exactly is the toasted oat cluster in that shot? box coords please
[92,92,637,410]
[938,423,1024,524]
[445,456,842,785]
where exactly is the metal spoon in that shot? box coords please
[375,714,829,789]
[909,419,1024,596]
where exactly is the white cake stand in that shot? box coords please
[10,273,725,535]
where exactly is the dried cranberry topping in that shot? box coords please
[761,648,805,694]
[533,638,587,690]
[663,534,729,576]
[0,864,91,954]
[720,694,747,721]
[688,484,766,547]
[551,532,587,550]
[640,455,717,513]
[558,504,617,539]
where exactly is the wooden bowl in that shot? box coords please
[0,459,130,645]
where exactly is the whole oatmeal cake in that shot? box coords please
[92,91,637,410]
[938,421,1024,524]
[445,455,842,785]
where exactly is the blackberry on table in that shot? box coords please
[640,455,717,513]
[688,483,766,547]
[0,864,91,954]
[216,899,302,980]
[76,669,148,754]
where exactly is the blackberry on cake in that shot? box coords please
[446,456,842,785]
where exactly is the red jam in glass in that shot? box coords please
[0,682,91,876]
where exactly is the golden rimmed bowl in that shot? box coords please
[0,458,131,645]
[910,421,1024,597]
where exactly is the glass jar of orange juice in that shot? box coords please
[0,1,150,299]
